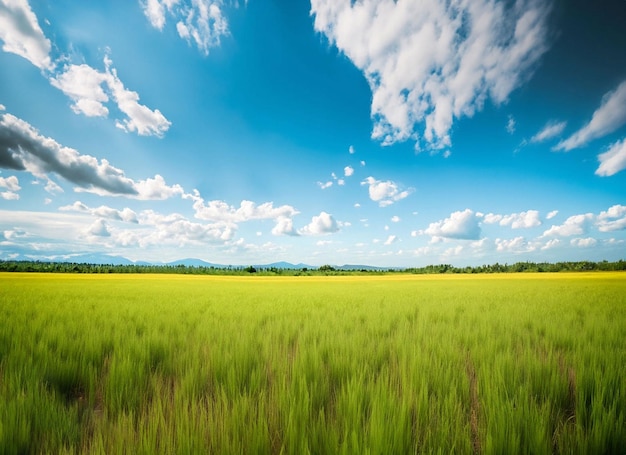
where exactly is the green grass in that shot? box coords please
[0,272,624,454]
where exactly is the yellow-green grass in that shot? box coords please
[1,272,624,454]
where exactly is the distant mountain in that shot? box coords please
[167,258,221,267]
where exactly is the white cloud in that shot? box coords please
[50,57,171,137]
[299,211,339,235]
[188,193,299,225]
[60,201,138,223]
[384,234,397,245]
[570,237,597,248]
[595,138,626,177]
[361,176,412,207]
[311,0,551,150]
[483,210,541,228]
[422,208,481,240]
[349,145,355,154]
[0,175,20,200]
[0,112,181,198]
[344,165,354,177]
[360,160,366,166]
[495,236,530,253]
[141,0,229,56]
[546,210,558,220]
[555,80,626,151]
[506,115,516,134]
[597,205,626,232]
[0,0,52,69]
[271,216,298,236]
[541,238,560,250]
[317,180,333,189]
[87,219,111,237]
[530,120,567,143]
[391,215,400,223]
[542,213,594,237]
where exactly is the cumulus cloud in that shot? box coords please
[188,193,299,230]
[495,236,532,253]
[483,210,541,229]
[60,201,138,223]
[51,57,171,137]
[0,174,20,200]
[595,138,626,177]
[0,0,52,69]
[542,213,593,237]
[422,208,481,240]
[0,112,182,199]
[311,0,552,149]
[530,120,567,143]
[391,215,400,223]
[570,237,597,248]
[349,145,355,154]
[555,80,626,151]
[361,176,412,207]
[299,211,339,235]
[596,205,626,232]
[87,219,111,237]
[344,165,354,177]
[141,0,229,56]
[271,216,298,236]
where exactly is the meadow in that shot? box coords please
[0,272,624,454]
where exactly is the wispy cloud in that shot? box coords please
[506,115,516,134]
[59,201,138,223]
[141,0,229,56]
[555,80,626,151]
[0,0,52,70]
[530,120,567,143]
[595,138,626,177]
[361,176,412,207]
[311,0,552,150]
[0,111,182,198]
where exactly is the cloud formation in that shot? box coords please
[483,210,541,229]
[51,57,171,137]
[0,112,183,199]
[530,120,566,143]
[555,80,626,151]
[361,176,412,207]
[0,174,20,200]
[0,2,171,137]
[595,138,626,177]
[422,208,481,240]
[299,211,339,235]
[597,205,626,232]
[141,0,229,56]
[311,0,551,149]
[60,201,138,223]
[0,0,51,69]
[542,213,593,237]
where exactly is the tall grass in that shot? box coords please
[0,273,624,453]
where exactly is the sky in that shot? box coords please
[0,0,625,267]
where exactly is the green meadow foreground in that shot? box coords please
[0,273,624,454]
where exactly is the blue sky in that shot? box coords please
[0,0,625,267]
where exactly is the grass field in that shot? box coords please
[0,272,624,454]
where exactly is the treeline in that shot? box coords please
[0,260,625,275]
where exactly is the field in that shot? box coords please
[0,272,624,454]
